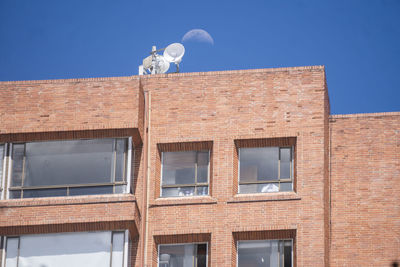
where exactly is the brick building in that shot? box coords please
[0,65,398,266]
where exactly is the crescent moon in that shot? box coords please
[181,29,214,45]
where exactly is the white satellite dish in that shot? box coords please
[155,55,170,74]
[139,43,185,75]
[163,43,185,64]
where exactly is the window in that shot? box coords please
[237,240,292,267]
[161,150,209,197]
[5,231,128,267]
[8,138,131,199]
[158,243,207,267]
[238,147,293,194]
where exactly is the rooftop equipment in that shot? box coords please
[139,43,185,75]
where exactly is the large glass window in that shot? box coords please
[239,147,293,194]
[5,231,128,267]
[237,240,292,267]
[9,138,130,199]
[158,243,207,267]
[161,151,209,197]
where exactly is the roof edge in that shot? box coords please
[0,65,324,84]
[330,111,400,119]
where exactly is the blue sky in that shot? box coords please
[0,0,399,114]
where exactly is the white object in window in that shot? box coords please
[238,147,293,194]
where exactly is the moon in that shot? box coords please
[181,29,214,45]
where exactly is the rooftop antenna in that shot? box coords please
[139,43,185,75]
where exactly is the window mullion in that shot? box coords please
[278,147,281,191]
[20,144,27,199]
[109,232,114,267]
[123,140,127,182]
[17,236,21,267]
[111,139,117,185]
[195,151,198,195]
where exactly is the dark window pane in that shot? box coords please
[197,151,209,183]
[239,183,279,194]
[239,147,279,182]
[196,186,208,196]
[161,187,180,197]
[69,185,114,196]
[280,182,292,192]
[161,186,196,197]
[284,241,292,267]
[280,162,291,179]
[115,139,127,182]
[177,187,195,197]
[197,165,208,183]
[159,244,206,267]
[280,240,285,267]
[239,184,257,194]
[280,148,291,162]
[11,144,24,187]
[238,240,268,267]
[159,244,192,267]
[114,185,126,194]
[9,190,21,199]
[23,188,67,198]
[238,240,292,267]
[238,240,280,267]
[196,244,207,267]
[23,139,118,187]
[162,151,196,185]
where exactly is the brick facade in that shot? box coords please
[0,66,398,266]
[330,113,400,266]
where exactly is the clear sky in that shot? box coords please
[0,0,399,114]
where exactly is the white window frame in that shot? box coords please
[2,230,130,267]
[158,242,208,267]
[6,137,132,199]
[236,239,293,267]
[238,146,294,194]
[160,150,210,198]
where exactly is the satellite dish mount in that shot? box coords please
[139,43,185,75]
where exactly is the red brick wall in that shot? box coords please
[0,77,143,139]
[2,66,397,266]
[330,112,400,266]
[140,66,329,266]
[0,76,145,266]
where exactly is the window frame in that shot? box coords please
[6,137,132,199]
[238,146,294,194]
[2,230,130,267]
[158,242,208,267]
[0,143,7,200]
[236,239,293,267]
[160,150,210,198]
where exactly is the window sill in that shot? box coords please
[150,196,218,207]
[0,193,136,208]
[227,192,300,203]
